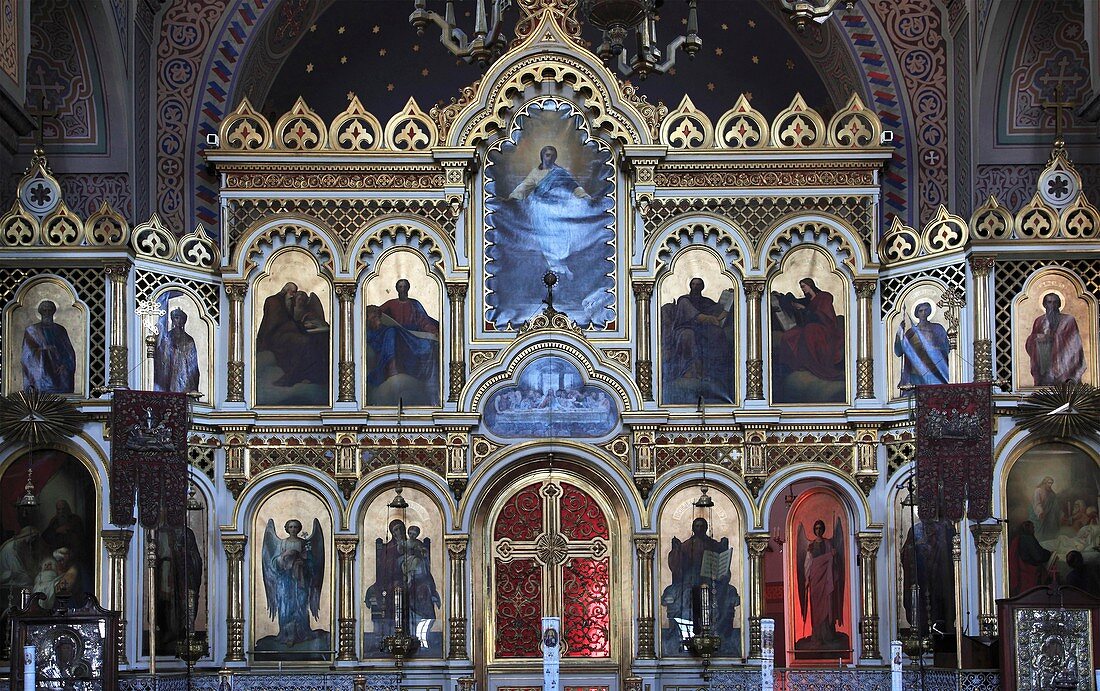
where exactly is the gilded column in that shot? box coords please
[335,536,359,661]
[746,533,771,658]
[224,282,248,402]
[856,531,882,660]
[854,279,877,399]
[970,522,1001,638]
[445,535,469,659]
[104,261,131,388]
[223,535,247,663]
[446,282,468,402]
[632,281,654,400]
[102,529,133,665]
[334,282,357,402]
[742,280,765,399]
[634,536,657,658]
[968,256,995,382]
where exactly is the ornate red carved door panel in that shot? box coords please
[492,479,611,659]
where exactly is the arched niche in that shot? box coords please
[141,474,210,660]
[888,471,956,641]
[767,245,849,404]
[762,479,855,667]
[1011,268,1096,390]
[654,482,745,659]
[361,248,443,407]
[250,486,334,662]
[359,482,446,658]
[141,286,214,403]
[252,248,333,407]
[656,246,739,406]
[4,276,88,397]
[0,449,98,610]
[1004,441,1100,599]
[885,280,958,400]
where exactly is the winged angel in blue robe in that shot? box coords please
[262,518,325,647]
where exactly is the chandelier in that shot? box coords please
[777,0,855,32]
[408,0,701,80]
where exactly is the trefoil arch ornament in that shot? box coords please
[762,218,863,275]
[233,219,338,282]
[349,219,452,279]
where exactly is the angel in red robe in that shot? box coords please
[795,518,848,653]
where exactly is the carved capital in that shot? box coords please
[223,282,248,301]
[854,279,878,299]
[633,474,654,500]
[446,536,469,559]
[335,536,359,557]
[449,477,467,501]
[103,260,132,281]
[970,522,1002,552]
[631,281,655,301]
[101,529,134,559]
[856,532,882,560]
[333,282,358,301]
[446,281,469,301]
[855,473,878,496]
[746,534,771,558]
[741,279,766,299]
[968,255,996,277]
[222,535,247,559]
[633,536,658,559]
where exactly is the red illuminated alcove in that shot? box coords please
[783,486,853,666]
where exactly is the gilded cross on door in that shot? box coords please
[492,479,611,659]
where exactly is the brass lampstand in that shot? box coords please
[381,584,420,667]
[686,582,722,680]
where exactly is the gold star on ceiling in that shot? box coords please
[379,48,387,56]
[748,19,756,28]
[745,92,753,101]
[721,23,728,30]
[346,91,355,101]
[421,68,430,76]
[387,83,395,91]
[338,26,346,34]
[372,25,380,34]
[306,63,314,73]
[412,44,420,52]
[715,47,723,56]
[707,82,715,91]
[309,24,316,32]
[341,56,347,64]
[752,55,759,64]
[786,58,795,70]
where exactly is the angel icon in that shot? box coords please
[261,518,325,648]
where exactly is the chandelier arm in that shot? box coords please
[411,8,474,55]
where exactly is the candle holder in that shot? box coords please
[685,582,722,680]
[381,585,420,668]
